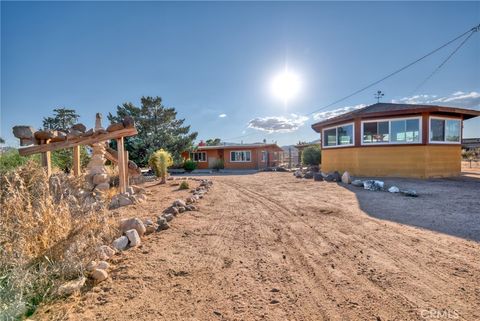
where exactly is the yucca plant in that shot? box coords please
[149,149,173,183]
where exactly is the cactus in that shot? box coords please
[148,149,173,183]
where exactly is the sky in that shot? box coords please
[1,1,479,147]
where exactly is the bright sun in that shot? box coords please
[271,68,301,103]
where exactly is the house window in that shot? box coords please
[429,117,461,143]
[230,150,251,162]
[189,152,207,162]
[261,151,267,162]
[362,117,420,144]
[323,123,354,148]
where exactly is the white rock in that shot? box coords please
[57,277,86,296]
[163,213,174,222]
[119,218,146,236]
[341,171,352,184]
[388,186,400,193]
[97,245,116,260]
[96,261,110,270]
[126,186,134,195]
[86,261,97,271]
[173,199,186,207]
[112,236,129,251]
[91,269,108,282]
[125,229,141,247]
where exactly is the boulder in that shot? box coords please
[125,229,141,247]
[50,131,67,142]
[95,182,110,191]
[107,122,125,132]
[112,236,129,251]
[178,206,186,213]
[57,277,86,296]
[294,170,303,178]
[12,125,35,139]
[388,186,400,193]
[82,128,94,137]
[86,261,97,272]
[93,173,109,185]
[323,173,335,182]
[163,213,174,222]
[304,171,314,179]
[71,123,87,133]
[96,261,110,270]
[110,194,133,209]
[173,199,186,207]
[164,206,179,215]
[34,130,55,140]
[97,245,116,260]
[119,218,146,236]
[313,173,324,181]
[352,179,363,187]
[332,171,341,182]
[341,171,352,184]
[363,180,384,191]
[91,269,108,282]
[123,116,135,128]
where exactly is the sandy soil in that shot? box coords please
[38,173,480,321]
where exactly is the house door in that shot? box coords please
[208,156,217,169]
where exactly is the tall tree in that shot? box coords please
[43,108,80,131]
[0,137,5,144]
[108,96,198,166]
[205,138,221,146]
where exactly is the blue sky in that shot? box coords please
[1,1,479,147]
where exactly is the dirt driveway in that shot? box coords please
[42,173,480,321]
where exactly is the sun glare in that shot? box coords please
[271,68,301,104]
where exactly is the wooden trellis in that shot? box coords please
[18,127,138,194]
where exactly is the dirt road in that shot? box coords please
[47,173,480,321]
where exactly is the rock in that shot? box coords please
[352,179,363,187]
[388,186,400,193]
[86,261,97,272]
[120,218,146,236]
[67,129,82,139]
[178,206,186,213]
[323,173,335,182]
[57,277,86,296]
[313,173,324,181]
[304,171,314,179]
[107,122,125,132]
[294,170,302,178]
[96,261,110,270]
[130,185,145,194]
[71,123,87,133]
[186,197,196,204]
[125,229,141,247]
[12,125,35,139]
[157,217,170,231]
[137,194,147,202]
[401,189,418,197]
[163,213,174,222]
[93,173,109,185]
[341,171,352,184]
[332,171,341,182]
[110,194,133,209]
[123,116,135,128]
[173,199,186,207]
[34,130,55,140]
[164,206,180,215]
[91,269,108,282]
[112,236,129,251]
[126,186,135,195]
[95,182,110,191]
[97,245,116,260]
[94,128,108,135]
[146,224,157,234]
[363,180,384,191]
[186,204,197,211]
[82,128,94,137]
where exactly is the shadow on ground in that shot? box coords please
[343,173,480,242]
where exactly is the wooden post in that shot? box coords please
[72,146,81,176]
[124,151,129,189]
[40,139,52,177]
[117,137,126,194]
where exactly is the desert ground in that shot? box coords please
[38,172,480,321]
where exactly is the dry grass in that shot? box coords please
[0,161,118,320]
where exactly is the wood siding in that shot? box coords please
[321,145,461,178]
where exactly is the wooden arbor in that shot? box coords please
[18,127,138,194]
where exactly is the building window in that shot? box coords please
[189,152,207,162]
[429,117,461,143]
[362,117,420,145]
[261,151,267,162]
[323,123,354,148]
[230,150,251,162]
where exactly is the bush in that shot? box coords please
[0,149,40,173]
[51,147,90,173]
[302,145,321,166]
[148,149,173,183]
[183,159,197,171]
[179,181,189,190]
[212,159,224,171]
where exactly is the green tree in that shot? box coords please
[0,137,5,144]
[302,145,321,166]
[108,96,198,166]
[206,138,221,146]
[42,108,80,131]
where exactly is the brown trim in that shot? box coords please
[422,112,429,145]
[322,143,461,150]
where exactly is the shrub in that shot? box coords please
[51,147,90,173]
[179,181,189,190]
[183,159,197,171]
[148,149,173,183]
[212,159,224,171]
[302,145,321,166]
[0,149,40,173]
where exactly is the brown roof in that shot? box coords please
[196,143,283,152]
[311,103,480,132]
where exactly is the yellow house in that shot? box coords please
[311,103,480,178]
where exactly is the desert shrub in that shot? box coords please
[302,145,321,166]
[51,147,90,173]
[148,149,173,183]
[0,161,116,319]
[179,181,189,190]
[0,149,40,173]
[183,159,197,171]
[212,159,224,171]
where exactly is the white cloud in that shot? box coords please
[313,104,367,121]
[219,113,227,118]
[247,114,309,133]
[392,91,480,109]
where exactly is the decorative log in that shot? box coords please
[117,137,126,194]
[73,145,81,176]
